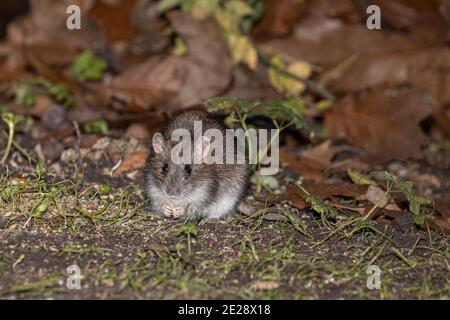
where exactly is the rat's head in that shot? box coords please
[145,131,214,209]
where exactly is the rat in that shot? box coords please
[144,110,250,219]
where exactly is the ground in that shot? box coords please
[0,145,448,299]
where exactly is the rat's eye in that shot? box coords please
[184,165,192,176]
[161,163,169,173]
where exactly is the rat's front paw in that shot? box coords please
[162,204,184,218]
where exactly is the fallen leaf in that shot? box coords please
[324,88,434,164]
[427,195,450,234]
[88,0,139,42]
[434,196,450,218]
[268,54,312,96]
[113,150,147,176]
[103,56,182,112]
[347,169,376,186]
[125,123,150,141]
[301,140,335,167]
[227,34,258,70]
[223,64,280,101]
[164,11,233,111]
[253,0,306,39]
[280,150,324,182]
[264,14,450,107]
[269,183,368,209]
[325,46,450,102]
[357,185,389,208]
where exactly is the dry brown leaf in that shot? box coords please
[165,11,233,111]
[435,196,450,218]
[104,56,182,112]
[280,150,324,182]
[253,0,306,39]
[7,0,97,50]
[357,185,389,208]
[427,196,450,234]
[113,150,147,176]
[324,88,434,164]
[325,46,450,101]
[368,0,449,33]
[223,64,280,101]
[88,0,139,42]
[356,185,401,211]
[264,11,449,107]
[301,140,336,167]
[265,18,414,68]
[425,196,450,234]
[125,123,150,141]
[269,183,368,209]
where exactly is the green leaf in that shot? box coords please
[374,170,396,184]
[225,0,254,17]
[316,99,333,111]
[304,195,337,217]
[12,83,36,108]
[83,120,108,134]
[159,0,181,12]
[413,214,425,226]
[99,183,111,193]
[32,201,48,218]
[173,36,188,56]
[35,163,47,177]
[224,111,236,128]
[204,97,236,112]
[69,50,107,82]
[190,0,219,20]
[46,83,75,108]
[175,223,199,237]
[348,169,376,185]
[2,112,24,126]
[1,185,12,201]
[205,97,307,130]
[250,174,279,190]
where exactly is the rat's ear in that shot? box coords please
[194,135,210,162]
[152,132,165,154]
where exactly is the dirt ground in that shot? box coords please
[0,140,448,300]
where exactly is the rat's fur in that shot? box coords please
[144,110,250,219]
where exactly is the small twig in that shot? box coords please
[72,120,82,160]
[110,159,123,176]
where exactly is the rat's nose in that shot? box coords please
[166,185,179,196]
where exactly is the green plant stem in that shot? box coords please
[363,190,389,220]
[253,120,293,192]
[12,138,38,164]
[1,123,14,164]
[187,233,192,257]
[392,247,416,268]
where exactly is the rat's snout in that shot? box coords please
[165,176,181,196]
[166,184,180,196]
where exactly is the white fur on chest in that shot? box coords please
[146,177,241,218]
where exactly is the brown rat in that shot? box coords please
[144,110,250,219]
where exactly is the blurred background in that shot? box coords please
[0,0,449,205]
